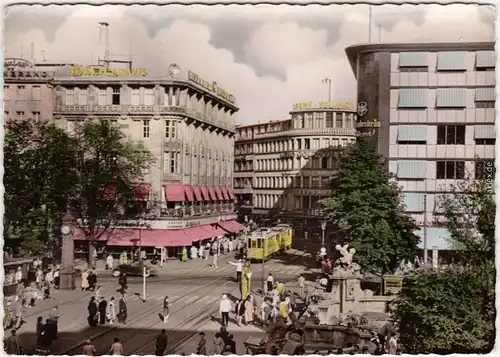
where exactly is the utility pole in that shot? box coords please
[423,194,428,265]
[99,22,110,70]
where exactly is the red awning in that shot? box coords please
[218,220,244,233]
[164,184,185,202]
[100,184,116,201]
[132,183,151,201]
[208,186,217,201]
[226,187,235,200]
[192,185,203,201]
[184,185,195,202]
[200,186,210,201]
[185,224,228,243]
[77,228,193,247]
[214,187,224,200]
[221,187,229,200]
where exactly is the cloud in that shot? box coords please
[4,4,494,125]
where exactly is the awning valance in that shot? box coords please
[164,184,185,202]
[218,220,244,233]
[184,185,195,202]
[226,188,235,200]
[200,186,210,201]
[192,185,203,201]
[221,187,229,200]
[208,186,217,201]
[214,187,224,200]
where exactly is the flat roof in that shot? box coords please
[345,41,495,75]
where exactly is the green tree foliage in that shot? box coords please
[4,120,77,255]
[321,139,420,275]
[70,120,154,264]
[391,177,495,354]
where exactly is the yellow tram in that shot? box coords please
[246,224,293,261]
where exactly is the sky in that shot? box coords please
[4,4,495,125]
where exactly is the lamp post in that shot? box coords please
[60,210,75,290]
[321,221,327,247]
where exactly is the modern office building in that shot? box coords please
[51,64,242,250]
[345,42,495,263]
[234,101,357,236]
[3,58,56,122]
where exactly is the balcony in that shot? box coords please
[279,151,294,159]
[160,203,235,219]
[255,127,356,139]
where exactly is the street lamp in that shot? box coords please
[321,220,327,247]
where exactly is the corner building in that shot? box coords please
[234,102,357,236]
[52,67,243,251]
[345,42,495,264]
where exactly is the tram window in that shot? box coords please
[257,239,263,249]
[251,240,257,248]
[247,238,251,248]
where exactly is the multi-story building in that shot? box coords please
[234,101,357,236]
[3,58,56,122]
[51,65,242,250]
[345,42,495,263]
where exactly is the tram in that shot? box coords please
[246,224,293,261]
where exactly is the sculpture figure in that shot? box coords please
[335,244,356,267]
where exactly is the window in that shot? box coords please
[475,101,495,109]
[169,153,177,173]
[131,89,140,105]
[32,86,41,101]
[4,111,9,118]
[311,177,320,188]
[112,88,120,105]
[437,125,465,145]
[66,89,75,105]
[33,111,40,121]
[399,67,428,72]
[142,120,150,138]
[17,85,25,98]
[302,177,309,188]
[321,157,328,169]
[335,113,343,128]
[16,111,25,120]
[475,138,495,145]
[98,89,107,105]
[304,139,310,150]
[325,112,333,128]
[144,89,154,105]
[78,88,87,105]
[436,161,465,179]
[475,160,495,180]
[165,120,171,138]
[110,119,118,126]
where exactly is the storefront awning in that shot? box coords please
[214,186,224,200]
[218,220,244,233]
[132,183,151,201]
[184,185,195,202]
[226,187,235,200]
[200,186,210,201]
[164,184,185,202]
[208,186,217,201]
[76,228,193,247]
[221,187,229,200]
[192,185,203,201]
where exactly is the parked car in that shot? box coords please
[112,261,157,277]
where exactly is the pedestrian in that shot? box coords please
[81,269,89,291]
[36,320,53,355]
[87,297,98,327]
[5,329,22,354]
[88,270,97,292]
[53,269,60,289]
[260,299,270,323]
[106,253,114,270]
[219,294,231,327]
[235,298,245,326]
[229,259,243,282]
[197,332,207,355]
[190,245,198,260]
[82,339,97,356]
[49,305,60,338]
[109,337,123,355]
[36,316,44,339]
[13,297,24,329]
[118,294,128,324]
[107,297,117,324]
[181,247,188,262]
[15,267,23,283]
[155,329,168,356]
[266,273,274,294]
[212,253,218,268]
[298,275,306,298]
[244,296,254,325]
[45,269,54,287]
[98,297,107,325]
[36,267,43,289]
[118,272,127,293]
[95,285,101,301]
[387,333,398,354]
[162,296,170,323]
[212,332,224,355]
[226,334,236,354]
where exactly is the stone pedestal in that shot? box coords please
[60,229,75,290]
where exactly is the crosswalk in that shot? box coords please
[166,264,308,276]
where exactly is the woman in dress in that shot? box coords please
[244,296,254,325]
[81,270,89,291]
[107,297,116,324]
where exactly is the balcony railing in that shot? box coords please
[255,127,356,139]
[160,203,235,218]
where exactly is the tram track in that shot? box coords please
[61,274,235,355]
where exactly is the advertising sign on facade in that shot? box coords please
[67,65,148,77]
[4,57,50,79]
[292,101,355,111]
[188,71,236,104]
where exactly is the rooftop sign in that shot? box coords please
[188,70,236,104]
[292,101,355,111]
[4,57,50,79]
[67,65,148,77]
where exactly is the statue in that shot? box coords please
[335,244,356,266]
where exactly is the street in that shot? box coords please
[15,250,306,355]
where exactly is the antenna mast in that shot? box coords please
[99,22,110,70]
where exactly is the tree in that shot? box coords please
[321,139,420,275]
[69,120,154,266]
[391,177,495,354]
[4,120,77,256]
